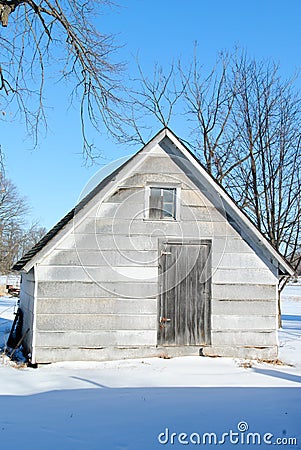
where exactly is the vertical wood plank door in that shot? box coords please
[158,241,211,346]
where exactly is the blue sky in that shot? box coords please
[1,0,301,230]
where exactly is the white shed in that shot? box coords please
[13,128,294,364]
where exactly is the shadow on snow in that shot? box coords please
[0,386,299,450]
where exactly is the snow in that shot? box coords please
[0,288,300,449]
[0,295,17,349]
[279,284,301,371]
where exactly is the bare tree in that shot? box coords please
[293,252,301,276]
[227,57,301,267]
[126,50,301,273]
[0,176,28,273]
[0,170,46,273]
[0,177,28,229]
[179,51,243,181]
[119,61,187,146]
[0,0,124,160]
[122,51,248,182]
[17,221,47,261]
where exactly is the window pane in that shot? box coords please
[149,187,176,220]
[162,201,174,218]
[150,187,161,198]
[163,188,175,203]
[163,188,176,219]
[149,188,163,219]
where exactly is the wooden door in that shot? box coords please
[158,241,211,346]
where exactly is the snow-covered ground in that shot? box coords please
[279,284,301,370]
[0,295,16,349]
[0,288,300,450]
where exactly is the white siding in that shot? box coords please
[32,142,279,362]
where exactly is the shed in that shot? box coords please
[13,128,294,363]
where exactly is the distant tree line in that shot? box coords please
[0,156,46,274]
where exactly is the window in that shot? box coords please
[149,187,177,220]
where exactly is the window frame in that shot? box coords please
[144,183,181,221]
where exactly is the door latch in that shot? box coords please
[160,317,171,323]
[159,316,171,329]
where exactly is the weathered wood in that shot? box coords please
[202,243,212,344]
[159,243,177,345]
[158,242,211,346]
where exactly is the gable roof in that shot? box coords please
[13,127,294,276]
[12,150,138,271]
